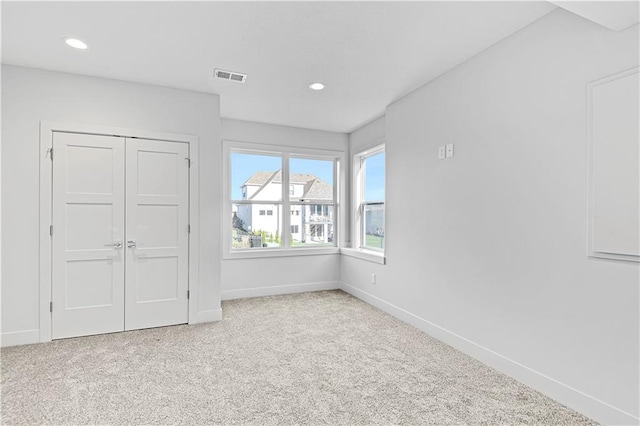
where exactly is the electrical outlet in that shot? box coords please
[438,146,446,160]
[371,273,376,285]
[446,143,454,158]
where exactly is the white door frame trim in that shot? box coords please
[39,121,200,342]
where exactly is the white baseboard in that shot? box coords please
[1,329,40,347]
[339,282,639,426]
[222,281,340,301]
[2,314,225,347]
[195,308,223,323]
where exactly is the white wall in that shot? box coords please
[349,115,385,154]
[1,65,222,345]
[221,119,347,300]
[341,9,639,425]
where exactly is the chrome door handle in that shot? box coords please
[127,240,137,248]
[105,241,122,249]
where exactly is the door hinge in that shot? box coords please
[187,290,190,300]
[187,224,191,234]
[185,157,191,168]
[46,148,53,160]
[49,225,53,236]
[50,301,53,312]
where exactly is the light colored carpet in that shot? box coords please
[1,290,595,425]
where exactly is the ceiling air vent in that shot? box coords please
[214,68,247,83]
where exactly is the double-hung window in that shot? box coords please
[224,141,343,257]
[355,145,385,251]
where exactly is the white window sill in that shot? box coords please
[340,247,386,264]
[223,247,340,260]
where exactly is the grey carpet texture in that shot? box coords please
[1,290,595,425]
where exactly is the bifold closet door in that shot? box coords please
[52,132,125,339]
[124,138,189,330]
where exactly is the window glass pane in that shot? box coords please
[232,203,283,249]
[289,158,334,201]
[363,203,384,249]
[231,152,282,201]
[228,146,340,252]
[364,152,385,202]
[290,204,335,247]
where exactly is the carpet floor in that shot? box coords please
[1,290,595,425]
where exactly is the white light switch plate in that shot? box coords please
[438,146,446,159]
[446,143,454,158]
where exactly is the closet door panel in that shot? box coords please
[125,138,189,330]
[51,132,125,339]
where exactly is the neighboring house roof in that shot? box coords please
[301,179,333,201]
[244,171,276,185]
[243,170,332,201]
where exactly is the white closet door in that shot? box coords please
[125,138,189,330]
[52,132,125,339]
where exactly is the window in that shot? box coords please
[355,145,385,251]
[225,141,343,256]
[310,224,323,237]
[290,157,335,247]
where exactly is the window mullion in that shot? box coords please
[334,158,339,247]
[282,153,291,248]
[358,156,366,248]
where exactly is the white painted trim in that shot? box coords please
[39,121,201,344]
[340,247,386,264]
[39,122,53,343]
[1,330,40,347]
[222,281,340,301]
[586,67,640,263]
[196,309,223,323]
[224,248,340,260]
[186,134,201,327]
[339,281,639,426]
[40,122,200,144]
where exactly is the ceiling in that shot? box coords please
[551,1,640,31]
[1,1,561,133]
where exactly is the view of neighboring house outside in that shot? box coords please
[233,170,333,247]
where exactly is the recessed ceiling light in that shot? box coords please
[308,82,325,91]
[63,37,88,50]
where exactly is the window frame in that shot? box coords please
[223,140,345,259]
[350,142,386,260]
